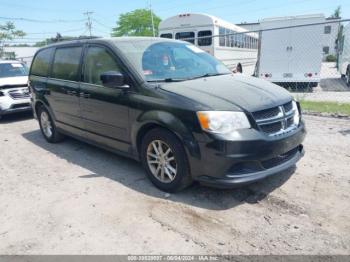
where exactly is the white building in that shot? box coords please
[321,17,341,59]
[1,47,38,65]
[237,15,341,60]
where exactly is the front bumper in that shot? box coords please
[189,122,306,188]
[196,145,304,188]
[0,103,32,116]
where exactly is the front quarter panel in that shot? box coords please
[129,88,202,159]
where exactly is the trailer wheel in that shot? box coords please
[346,67,350,87]
[236,63,243,73]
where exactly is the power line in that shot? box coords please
[0,16,85,23]
[92,19,113,30]
[25,28,86,35]
[0,1,82,13]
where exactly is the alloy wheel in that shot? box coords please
[40,111,53,138]
[146,140,177,183]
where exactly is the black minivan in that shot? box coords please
[29,37,306,192]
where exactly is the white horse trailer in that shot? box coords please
[256,14,325,90]
[338,23,350,85]
[159,13,259,76]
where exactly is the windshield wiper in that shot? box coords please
[147,78,186,83]
[188,73,230,80]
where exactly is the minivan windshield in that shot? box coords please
[0,63,28,78]
[112,39,231,82]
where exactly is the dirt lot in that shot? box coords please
[0,113,349,255]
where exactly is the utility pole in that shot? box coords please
[83,11,94,37]
[149,1,155,37]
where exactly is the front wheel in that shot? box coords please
[140,128,192,192]
[38,106,64,143]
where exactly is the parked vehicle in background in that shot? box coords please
[338,22,350,86]
[0,60,31,119]
[256,14,325,91]
[29,37,305,192]
[159,13,259,75]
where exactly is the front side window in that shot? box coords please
[175,32,195,44]
[160,33,173,39]
[52,47,82,81]
[31,48,53,77]
[83,46,121,86]
[198,30,212,46]
[0,63,28,78]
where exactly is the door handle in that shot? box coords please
[67,90,77,96]
[79,92,91,98]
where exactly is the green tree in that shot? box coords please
[330,6,341,19]
[0,22,25,56]
[112,8,161,37]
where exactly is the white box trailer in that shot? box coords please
[338,23,350,85]
[256,14,325,90]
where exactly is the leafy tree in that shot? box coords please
[112,8,161,37]
[330,6,341,19]
[0,22,25,56]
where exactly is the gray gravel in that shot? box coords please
[0,112,349,254]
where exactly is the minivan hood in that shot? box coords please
[160,74,293,112]
[0,76,28,89]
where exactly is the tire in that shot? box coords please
[346,68,350,87]
[140,128,192,192]
[38,106,64,143]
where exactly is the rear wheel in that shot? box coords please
[346,67,350,86]
[140,128,192,192]
[38,106,64,143]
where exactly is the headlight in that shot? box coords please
[292,101,300,125]
[0,91,4,97]
[197,111,251,134]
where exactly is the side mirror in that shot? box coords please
[100,71,129,89]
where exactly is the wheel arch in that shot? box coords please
[131,110,200,160]
[34,99,56,122]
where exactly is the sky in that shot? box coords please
[1,0,349,45]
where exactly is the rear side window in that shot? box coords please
[52,47,82,81]
[31,48,54,77]
[175,32,195,44]
[160,33,173,39]
[198,30,212,46]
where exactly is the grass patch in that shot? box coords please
[300,100,350,116]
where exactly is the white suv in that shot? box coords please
[0,60,31,119]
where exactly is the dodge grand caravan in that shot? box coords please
[29,37,306,192]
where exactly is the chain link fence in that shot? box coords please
[2,19,350,113]
[173,18,350,109]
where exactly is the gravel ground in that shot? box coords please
[0,112,349,255]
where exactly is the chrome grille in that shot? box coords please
[252,107,280,120]
[8,89,30,100]
[253,101,298,136]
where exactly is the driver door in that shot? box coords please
[79,44,130,152]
